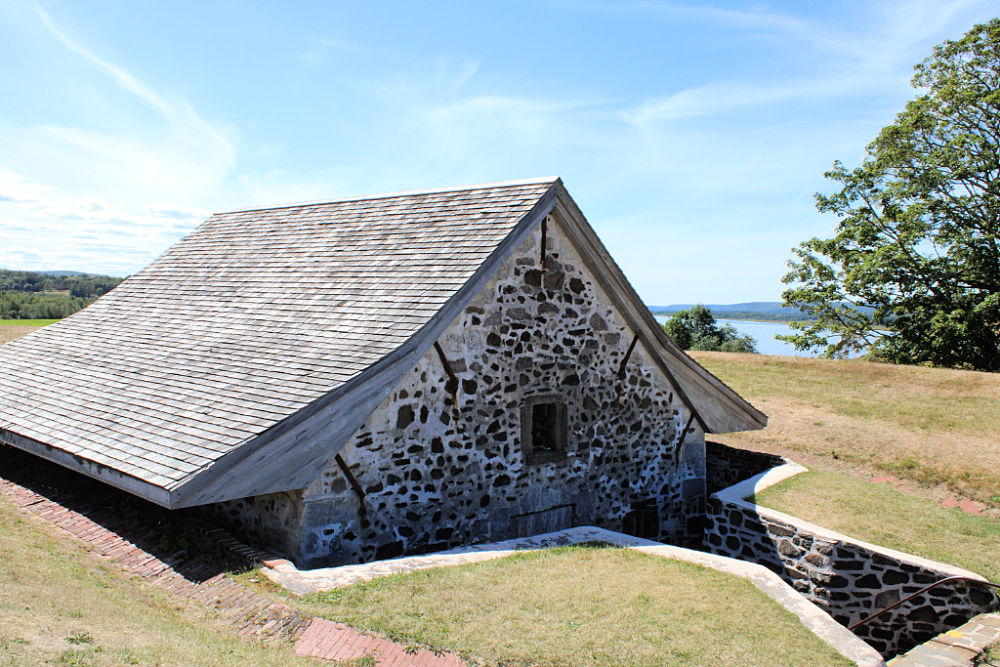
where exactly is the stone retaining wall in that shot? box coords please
[705,463,998,658]
[704,441,783,494]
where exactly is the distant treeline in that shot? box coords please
[709,310,818,322]
[0,269,123,297]
[649,302,826,323]
[0,269,124,319]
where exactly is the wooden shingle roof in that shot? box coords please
[0,180,559,502]
[0,178,765,508]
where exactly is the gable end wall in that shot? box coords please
[208,214,706,567]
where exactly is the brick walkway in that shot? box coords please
[295,619,465,665]
[0,473,466,666]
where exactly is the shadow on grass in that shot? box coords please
[0,445,251,583]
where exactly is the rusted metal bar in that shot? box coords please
[540,215,547,270]
[334,453,365,505]
[848,576,1000,631]
[433,341,461,416]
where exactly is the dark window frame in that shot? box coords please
[520,394,568,465]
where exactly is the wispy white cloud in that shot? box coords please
[35,6,172,117]
[0,169,207,275]
[0,6,235,272]
[614,0,992,130]
[35,5,233,158]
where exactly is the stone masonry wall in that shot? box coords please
[704,441,784,494]
[706,476,998,658]
[212,217,705,568]
[201,490,304,559]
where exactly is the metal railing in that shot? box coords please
[849,575,1000,631]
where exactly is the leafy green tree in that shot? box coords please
[663,305,757,353]
[780,19,1000,371]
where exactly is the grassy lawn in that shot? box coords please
[690,351,1000,505]
[292,545,851,667]
[753,470,1000,583]
[977,641,1000,665]
[0,319,59,326]
[0,498,315,667]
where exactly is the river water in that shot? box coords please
[652,315,817,357]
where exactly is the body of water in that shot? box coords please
[653,315,818,357]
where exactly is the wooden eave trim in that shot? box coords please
[549,186,767,433]
[0,427,175,508]
[168,182,562,507]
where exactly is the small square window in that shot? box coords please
[521,395,567,464]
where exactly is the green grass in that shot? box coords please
[753,470,1000,583]
[690,351,1000,504]
[977,641,1000,665]
[0,497,315,667]
[293,545,851,667]
[0,319,59,326]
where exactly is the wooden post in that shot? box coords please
[616,333,640,380]
[433,341,461,417]
[334,453,366,505]
[673,412,696,469]
[540,215,548,270]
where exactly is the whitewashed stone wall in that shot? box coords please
[706,466,998,657]
[210,219,705,568]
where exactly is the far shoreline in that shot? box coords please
[649,313,813,326]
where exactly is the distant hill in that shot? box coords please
[38,270,87,277]
[648,302,815,322]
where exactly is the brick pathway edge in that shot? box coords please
[0,475,466,666]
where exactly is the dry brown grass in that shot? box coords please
[0,498,315,667]
[691,352,1000,505]
[0,324,43,345]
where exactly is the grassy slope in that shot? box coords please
[292,546,851,667]
[690,352,1000,505]
[754,470,1000,582]
[0,498,314,667]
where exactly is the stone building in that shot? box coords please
[0,178,765,567]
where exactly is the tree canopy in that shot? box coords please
[780,19,1000,371]
[0,269,124,320]
[662,305,757,353]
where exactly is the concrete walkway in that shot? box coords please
[0,473,465,666]
[888,613,1000,667]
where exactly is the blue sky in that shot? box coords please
[0,1,995,304]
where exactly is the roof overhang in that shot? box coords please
[1,427,173,507]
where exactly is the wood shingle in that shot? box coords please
[0,178,765,508]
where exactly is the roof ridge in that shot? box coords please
[216,177,561,216]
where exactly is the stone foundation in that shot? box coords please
[705,464,999,657]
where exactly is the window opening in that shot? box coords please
[532,402,560,451]
[521,395,567,464]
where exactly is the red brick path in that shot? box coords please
[0,475,466,666]
[295,619,466,666]
[871,474,988,516]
